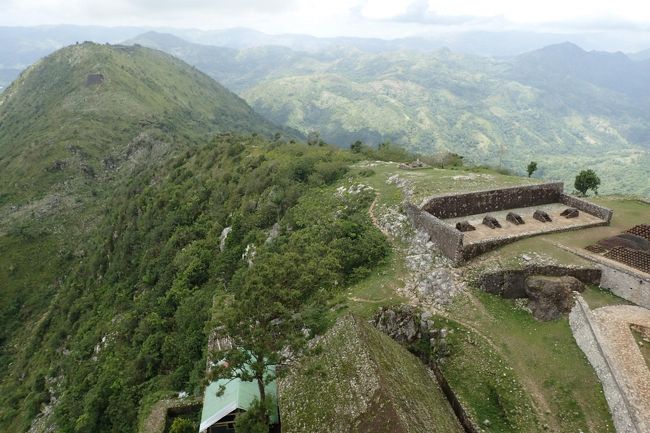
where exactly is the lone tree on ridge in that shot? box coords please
[527,161,538,177]
[574,169,601,196]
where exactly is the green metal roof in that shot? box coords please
[199,376,278,432]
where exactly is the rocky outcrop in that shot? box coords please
[399,159,429,170]
[373,306,433,344]
[525,275,585,320]
[219,226,231,252]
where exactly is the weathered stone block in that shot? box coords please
[525,275,585,321]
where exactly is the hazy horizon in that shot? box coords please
[2,0,650,51]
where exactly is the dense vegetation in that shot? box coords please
[129,32,650,196]
[0,135,392,432]
[0,40,285,399]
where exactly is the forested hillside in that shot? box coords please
[0,42,293,432]
[0,134,392,432]
[0,41,284,355]
[128,32,650,196]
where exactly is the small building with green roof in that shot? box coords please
[198,377,279,433]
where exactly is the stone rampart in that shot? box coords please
[421,183,563,219]
[478,265,601,298]
[597,263,650,309]
[407,183,611,264]
[405,203,464,264]
[462,220,610,262]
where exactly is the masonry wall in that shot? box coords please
[404,203,463,263]
[597,264,650,309]
[461,220,610,262]
[559,194,614,223]
[479,265,602,298]
[421,182,563,219]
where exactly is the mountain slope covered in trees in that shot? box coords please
[0,43,293,433]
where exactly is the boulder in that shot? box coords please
[482,215,501,229]
[560,208,580,218]
[506,212,525,225]
[525,275,585,321]
[374,306,421,343]
[533,210,552,223]
[456,221,476,232]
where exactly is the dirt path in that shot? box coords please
[368,192,391,237]
[592,305,650,432]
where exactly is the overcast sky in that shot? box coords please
[2,0,650,38]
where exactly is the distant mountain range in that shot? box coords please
[123,31,650,196]
[2,24,650,88]
[2,26,649,195]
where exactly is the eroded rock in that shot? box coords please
[525,275,585,321]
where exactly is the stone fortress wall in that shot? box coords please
[421,182,564,218]
[404,203,464,263]
[407,182,613,264]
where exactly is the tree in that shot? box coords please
[574,169,601,196]
[527,161,538,177]
[350,140,363,153]
[209,253,321,419]
[235,398,273,433]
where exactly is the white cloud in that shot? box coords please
[0,0,650,37]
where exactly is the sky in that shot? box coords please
[1,0,650,38]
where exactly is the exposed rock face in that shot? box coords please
[455,221,475,232]
[399,159,429,170]
[85,73,104,86]
[374,306,430,343]
[533,209,552,222]
[482,215,501,229]
[506,212,525,225]
[219,226,232,252]
[561,207,580,218]
[525,275,585,320]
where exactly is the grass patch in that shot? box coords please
[435,316,542,433]
[581,285,630,310]
[445,290,615,433]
